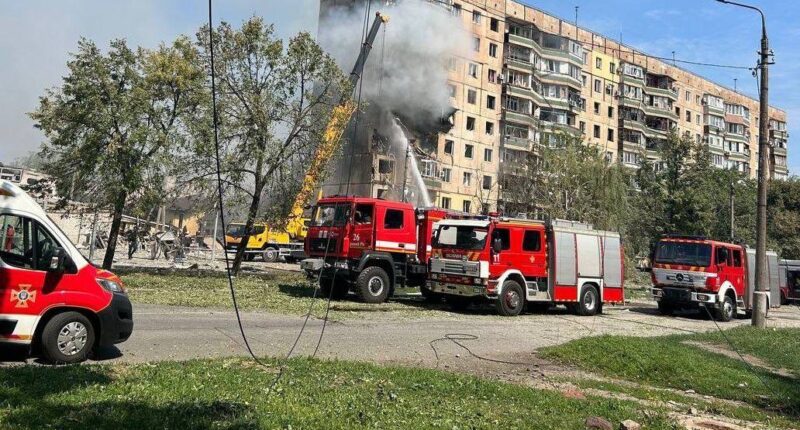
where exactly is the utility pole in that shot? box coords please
[729,180,735,241]
[716,0,771,328]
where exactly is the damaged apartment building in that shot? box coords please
[318,0,789,214]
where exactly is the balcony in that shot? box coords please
[704,124,725,135]
[504,110,537,127]
[503,135,534,150]
[504,83,544,105]
[643,104,678,120]
[507,33,538,51]
[504,55,533,73]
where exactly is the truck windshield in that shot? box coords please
[311,203,351,227]
[434,225,488,250]
[654,241,712,267]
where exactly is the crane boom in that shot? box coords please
[283,12,389,240]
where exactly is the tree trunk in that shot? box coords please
[102,193,127,270]
[231,188,262,275]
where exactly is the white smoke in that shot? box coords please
[319,0,469,124]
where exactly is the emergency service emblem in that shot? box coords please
[11,285,36,308]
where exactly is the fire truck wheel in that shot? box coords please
[576,285,600,316]
[496,280,525,316]
[355,266,391,303]
[714,295,735,322]
[263,247,279,263]
[657,301,675,316]
[320,279,349,300]
[41,311,95,364]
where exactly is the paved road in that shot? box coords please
[6,302,799,367]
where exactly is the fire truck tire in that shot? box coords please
[320,279,349,300]
[496,280,525,316]
[713,295,735,322]
[576,285,600,316]
[657,301,675,315]
[40,311,95,364]
[355,266,391,303]
[263,247,279,263]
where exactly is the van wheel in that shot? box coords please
[320,278,349,300]
[713,295,735,322]
[496,280,525,316]
[263,247,279,263]
[355,266,390,303]
[576,285,600,316]
[41,312,95,364]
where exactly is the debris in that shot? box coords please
[688,407,698,415]
[585,416,613,430]
[619,419,641,430]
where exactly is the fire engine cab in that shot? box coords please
[427,216,625,316]
[650,235,780,321]
[0,180,133,363]
[300,196,449,303]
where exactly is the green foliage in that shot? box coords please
[0,356,676,429]
[768,178,800,259]
[541,326,800,422]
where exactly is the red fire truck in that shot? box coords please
[426,216,625,316]
[300,196,450,303]
[0,180,133,363]
[779,259,800,304]
[650,235,780,321]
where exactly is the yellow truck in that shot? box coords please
[224,219,307,263]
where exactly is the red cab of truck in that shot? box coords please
[650,235,780,321]
[0,180,133,363]
[427,216,625,316]
[300,196,448,303]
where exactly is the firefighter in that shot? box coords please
[126,223,139,259]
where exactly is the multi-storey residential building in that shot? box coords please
[319,0,789,212]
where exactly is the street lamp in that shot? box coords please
[716,0,771,328]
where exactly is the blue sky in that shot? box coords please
[1,0,798,172]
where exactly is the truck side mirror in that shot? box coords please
[48,247,67,273]
[492,237,503,253]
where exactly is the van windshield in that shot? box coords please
[654,241,712,267]
[311,203,351,227]
[434,225,488,250]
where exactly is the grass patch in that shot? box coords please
[0,357,676,429]
[541,326,800,424]
[121,271,450,319]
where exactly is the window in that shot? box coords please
[451,3,461,16]
[609,62,616,74]
[472,10,481,23]
[491,228,511,250]
[384,209,404,229]
[485,121,494,135]
[593,102,600,114]
[441,167,451,182]
[685,90,691,102]
[468,63,478,78]
[378,159,394,174]
[482,175,492,190]
[594,79,601,93]
[696,95,701,105]
[0,215,59,271]
[467,89,476,104]
[483,148,493,162]
[447,57,457,71]
[473,36,480,52]
[581,75,587,87]
[593,125,601,138]
[608,106,614,118]
[732,249,742,267]
[489,43,498,58]
[441,197,451,209]
[443,140,454,155]
[466,116,475,131]
[579,121,586,132]
[622,151,639,165]
[595,57,602,69]
[522,230,541,251]
[686,110,691,122]
[462,200,472,213]
[608,128,614,141]
[605,84,613,96]
[463,172,472,186]
[675,107,680,117]
[421,160,438,178]
[354,204,374,225]
[464,144,474,158]
[448,84,456,97]
[696,114,701,125]
[490,17,499,32]
[488,69,496,83]
[486,95,496,109]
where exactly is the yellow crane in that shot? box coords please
[226,12,389,263]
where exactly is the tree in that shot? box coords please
[30,37,205,269]
[190,18,347,274]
